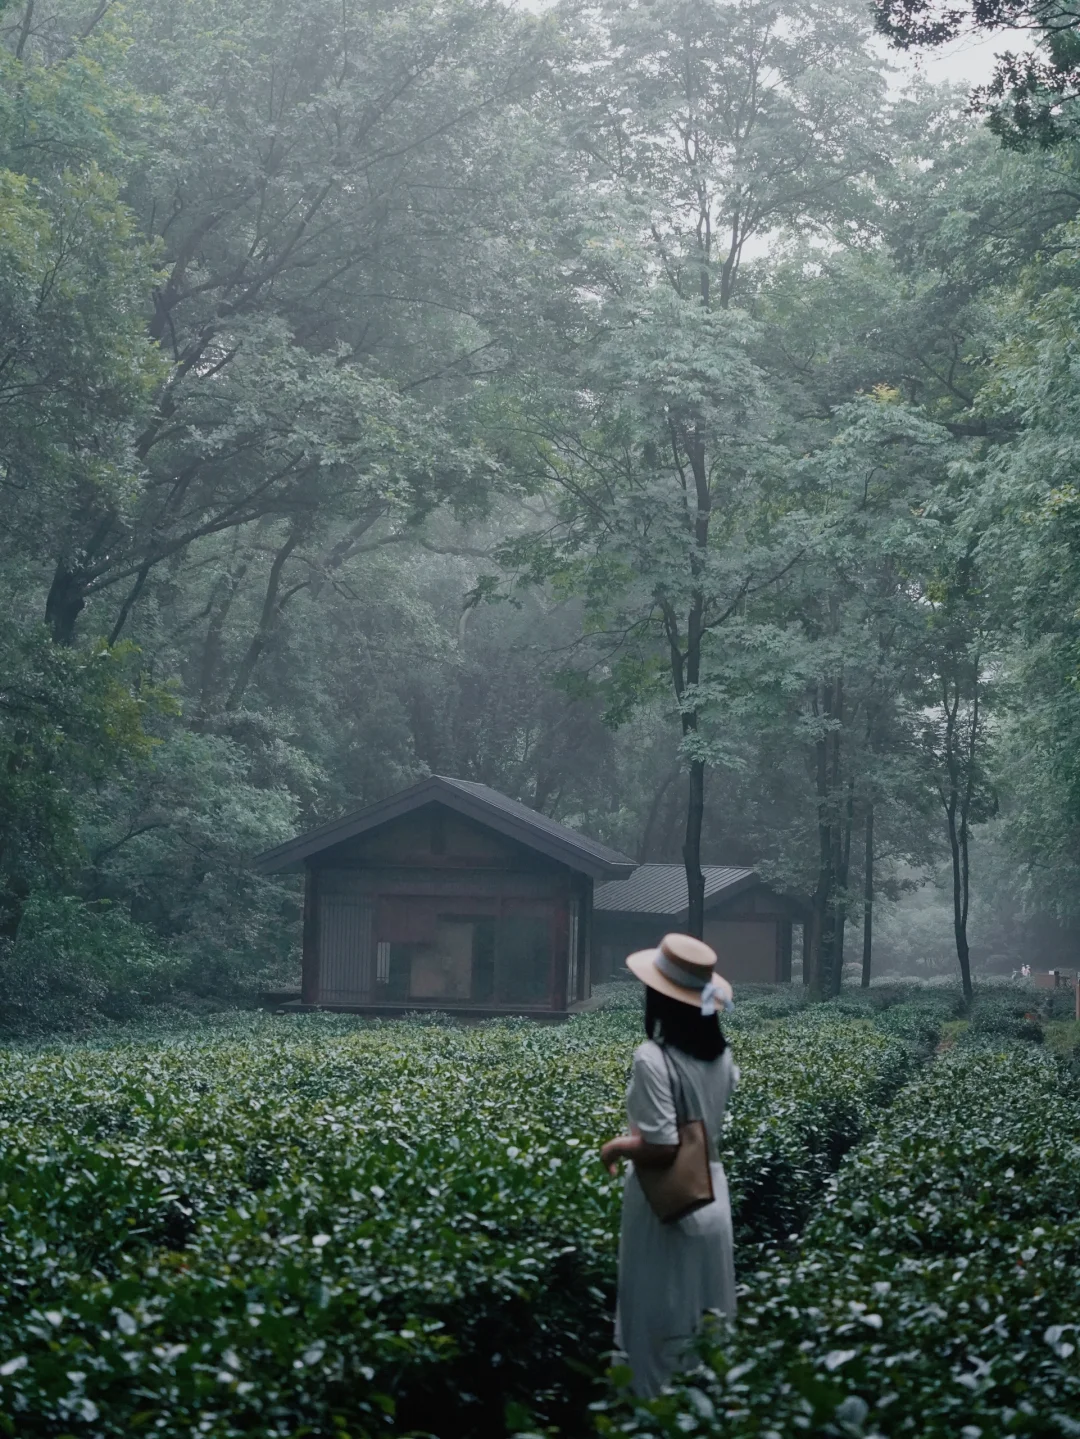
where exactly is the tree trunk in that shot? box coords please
[639,767,679,862]
[108,560,153,645]
[14,0,35,60]
[808,684,834,998]
[957,678,979,1004]
[832,774,854,996]
[809,676,848,998]
[659,775,685,862]
[224,529,301,712]
[810,850,835,998]
[940,661,979,1006]
[861,804,874,988]
[683,756,706,939]
[947,798,974,1003]
[0,880,29,943]
[45,518,117,644]
[677,421,710,942]
[45,561,89,645]
[196,558,250,715]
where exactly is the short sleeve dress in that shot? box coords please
[614,1039,738,1398]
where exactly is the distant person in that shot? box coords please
[600,933,738,1398]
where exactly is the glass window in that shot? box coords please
[384,915,497,1004]
[496,915,552,1005]
[377,905,553,1006]
[409,918,474,1000]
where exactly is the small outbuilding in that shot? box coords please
[254,775,635,1017]
[593,864,808,986]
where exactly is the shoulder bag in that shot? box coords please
[633,1044,715,1224]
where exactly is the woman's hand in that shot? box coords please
[600,1137,625,1175]
[600,1132,678,1175]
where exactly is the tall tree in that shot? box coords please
[919,551,995,1003]
[505,0,889,935]
[5,0,545,647]
[969,227,1080,928]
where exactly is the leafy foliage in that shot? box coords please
[596,1026,1080,1438]
[0,627,173,935]
[0,892,175,1034]
[872,0,1080,147]
[0,997,919,1436]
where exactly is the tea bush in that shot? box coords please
[0,1001,917,1438]
[964,991,1046,1045]
[597,1040,1080,1439]
[723,1008,922,1248]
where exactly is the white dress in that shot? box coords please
[614,1040,738,1398]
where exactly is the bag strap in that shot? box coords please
[658,1042,689,1128]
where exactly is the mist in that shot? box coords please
[2,0,1079,1030]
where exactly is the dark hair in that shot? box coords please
[645,986,727,1062]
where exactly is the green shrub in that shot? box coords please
[596,1043,1080,1439]
[965,991,1045,1045]
[871,994,959,1051]
[0,891,175,1035]
[0,1004,918,1437]
[723,1010,920,1248]
[1044,1019,1080,1060]
[1041,988,1080,1023]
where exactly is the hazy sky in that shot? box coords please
[887,26,1028,90]
[514,1,1031,98]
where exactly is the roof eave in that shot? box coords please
[593,905,683,921]
[426,782,633,878]
[702,872,759,912]
[252,776,635,879]
[251,778,443,874]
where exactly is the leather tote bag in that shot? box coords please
[634,1045,715,1224]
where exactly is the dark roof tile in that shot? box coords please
[594,863,756,917]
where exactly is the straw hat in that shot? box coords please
[626,933,733,1015]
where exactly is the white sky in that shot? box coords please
[882,26,1030,92]
[512,0,1030,97]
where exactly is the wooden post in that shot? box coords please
[552,894,569,1013]
[301,866,320,1006]
[778,919,793,984]
[580,878,593,1001]
[861,804,874,989]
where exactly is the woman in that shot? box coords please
[600,932,738,1398]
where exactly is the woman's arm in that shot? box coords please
[600,1130,678,1175]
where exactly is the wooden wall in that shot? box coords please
[702,918,782,984]
[300,803,592,1014]
[593,882,803,986]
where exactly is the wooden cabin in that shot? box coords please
[593,864,809,986]
[253,776,635,1017]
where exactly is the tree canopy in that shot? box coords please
[2,0,1080,1025]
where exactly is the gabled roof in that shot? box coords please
[594,863,758,918]
[252,775,636,880]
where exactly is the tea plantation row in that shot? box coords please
[598,1025,1080,1439]
[0,994,925,1438]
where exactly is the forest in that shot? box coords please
[3,0,1080,1030]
